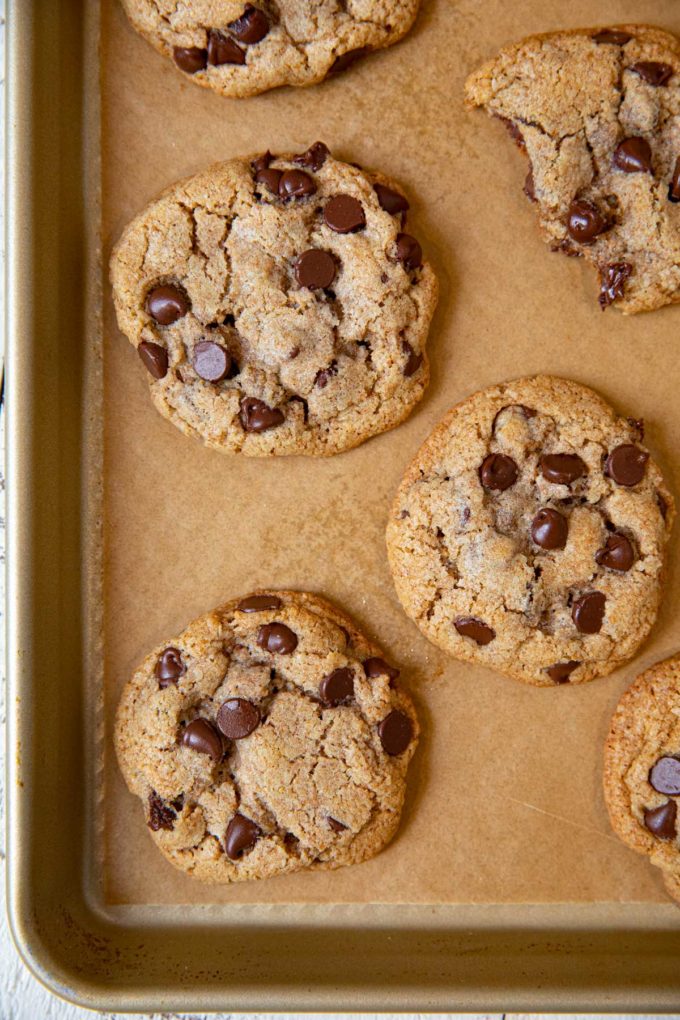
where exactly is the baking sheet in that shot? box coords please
[101,0,680,908]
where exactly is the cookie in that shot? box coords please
[386,376,674,687]
[115,590,418,883]
[604,654,680,904]
[120,1,421,98]
[465,24,680,313]
[110,145,437,456]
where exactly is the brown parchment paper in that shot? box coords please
[101,0,680,906]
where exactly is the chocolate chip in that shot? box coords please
[613,137,653,174]
[479,453,518,492]
[155,647,186,688]
[227,5,270,44]
[283,832,300,849]
[239,397,284,433]
[295,249,336,289]
[567,199,609,243]
[669,157,680,202]
[454,616,495,645]
[146,284,189,325]
[225,813,261,859]
[328,47,371,76]
[192,341,231,382]
[599,262,632,308]
[315,361,338,388]
[374,183,409,215]
[643,800,677,840]
[523,169,536,202]
[402,340,423,377]
[279,169,316,201]
[496,115,526,151]
[251,151,273,174]
[539,453,586,485]
[377,710,413,755]
[394,233,422,270]
[592,29,632,45]
[138,341,168,380]
[649,756,680,796]
[255,167,283,195]
[595,532,635,571]
[605,444,648,486]
[293,142,329,171]
[207,30,245,65]
[328,816,348,832]
[217,698,260,739]
[173,46,208,73]
[257,622,298,654]
[571,591,606,634]
[363,657,400,681]
[324,194,366,233]
[531,508,568,550]
[237,594,282,613]
[629,61,673,86]
[319,667,354,706]
[148,791,177,831]
[181,718,223,760]
[546,661,580,684]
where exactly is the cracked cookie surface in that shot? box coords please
[115,590,418,883]
[465,24,680,313]
[110,145,437,456]
[121,1,421,98]
[386,376,674,687]
[604,654,680,905]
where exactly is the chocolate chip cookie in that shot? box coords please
[120,1,421,98]
[604,654,680,904]
[386,376,674,687]
[465,24,680,313]
[115,590,418,883]
[110,145,437,456]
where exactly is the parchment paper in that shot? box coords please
[101,0,680,905]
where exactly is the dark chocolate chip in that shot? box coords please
[315,361,338,388]
[595,532,635,571]
[283,832,300,849]
[531,508,569,550]
[255,167,283,195]
[649,756,680,796]
[629,61,673,86]
[227,5,270,44]
[374,183,409,215]
[669,156,680,202]
[479,453,518,492]
[295,249,336,289]
[539,453,586,485]
[181,718,223,760]
[239,396,284,432]
[173,46,208,73]
[257,622,298,654]
[643,800,677,840]
[605,444,649,486]
[207,30,245,65]
[571,591,606,634]
[155,647,186,688]
[328,816,348,832]
[225,813,261,859]
[454,616,495,645]
[148,791,177,831]
[546,661,580,684]
[599,262,633,308]
[217,698,261,739]
[377,710,413,755]
[319,667,355,706]
[523,168,536,202]
[328,47,371,76]
[592,29,632,45]
[293,141,329,171]
[402,340,423,377]
[496,115,526,152]
[613,137,653,174]
[567,199,609,243]
[394,233,422,270]
[324,194,366,233]
[278,169,317,201]
[192,340,231,382]
[251,151,274,174]
[138,341,168,380]
[363,657,400,681]
[237,593,282,613]
[146,284,189,325]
